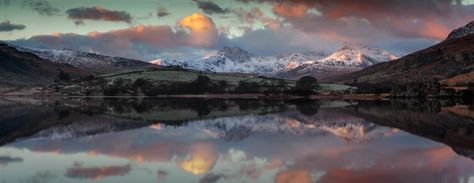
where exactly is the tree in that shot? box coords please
[189,75,211,94]
[292,76,319,95]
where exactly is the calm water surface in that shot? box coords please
[1,98,474,183]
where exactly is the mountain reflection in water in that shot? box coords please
[1,97,474,183]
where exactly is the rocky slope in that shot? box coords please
[446,21,474,40]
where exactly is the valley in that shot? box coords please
[0,21,473,99]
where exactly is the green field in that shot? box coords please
[319,84,355,92]
[100,68,353,92]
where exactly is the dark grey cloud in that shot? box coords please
[0,20,26,32]
[157,6,170,17]
[0,156,23,165]
[22,0,59,16]
[199,173,225,183]
[66,6,132,23]
[73,20,85,26]
[1,0,59,16]
[26,171,58,183]
[194,0,230,14]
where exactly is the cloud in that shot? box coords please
[0,156,23,166]
[177,13,220,47]
[0,20,26,32]
[199,173,225,183]
[66,163,131,180]
[12,13,223,60]
[66,6,132,24]
[22,0,59,16]
[26,171,58,183]
[232,7,281,31]
[157,170,169,181]
[177,143,217,175]
[275,169,312,183]
[73,20,85,26]
[157,6,170,18]
[194,0,230,14]
[272,2,308,18]
[238,0,474,40]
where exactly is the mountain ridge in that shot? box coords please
[5,42,160,74]
[159,44,396,80]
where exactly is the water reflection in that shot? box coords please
[0,98,474,183]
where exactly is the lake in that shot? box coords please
[1,97,474,183]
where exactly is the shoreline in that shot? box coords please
[0,93,390,100]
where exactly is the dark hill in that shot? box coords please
[0,43,88,86]
[336,33,474,92]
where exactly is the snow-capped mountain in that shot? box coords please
[184,111,398,143]
[22,110,397,143]
[160,47,324,73]
[318,43,398,67]
[7,43,158,74]
[446,21,474,40]
[159,44,396,80]
[277,44,397,80]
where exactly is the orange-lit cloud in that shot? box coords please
[65,163,131,180]
[16,13,221,60]
[178,13,219,47]
[239,0,474,40]
[177,143,217,175]
[286,146,474,183]
[272,2,309,18]
[275,169,312,183]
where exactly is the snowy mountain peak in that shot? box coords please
[159,44,396,80]
[446,21,474,40]
[338,43,370,51]
[216,47,254,62]
[318,43,397,67]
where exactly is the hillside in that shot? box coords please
[0,42,87,86]
[336,33,474,92]
[7,43,160,74]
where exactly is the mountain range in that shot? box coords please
[159,44,397,81]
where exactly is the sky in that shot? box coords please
[1,0,474,61]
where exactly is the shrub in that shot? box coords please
[292,76,319,95]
